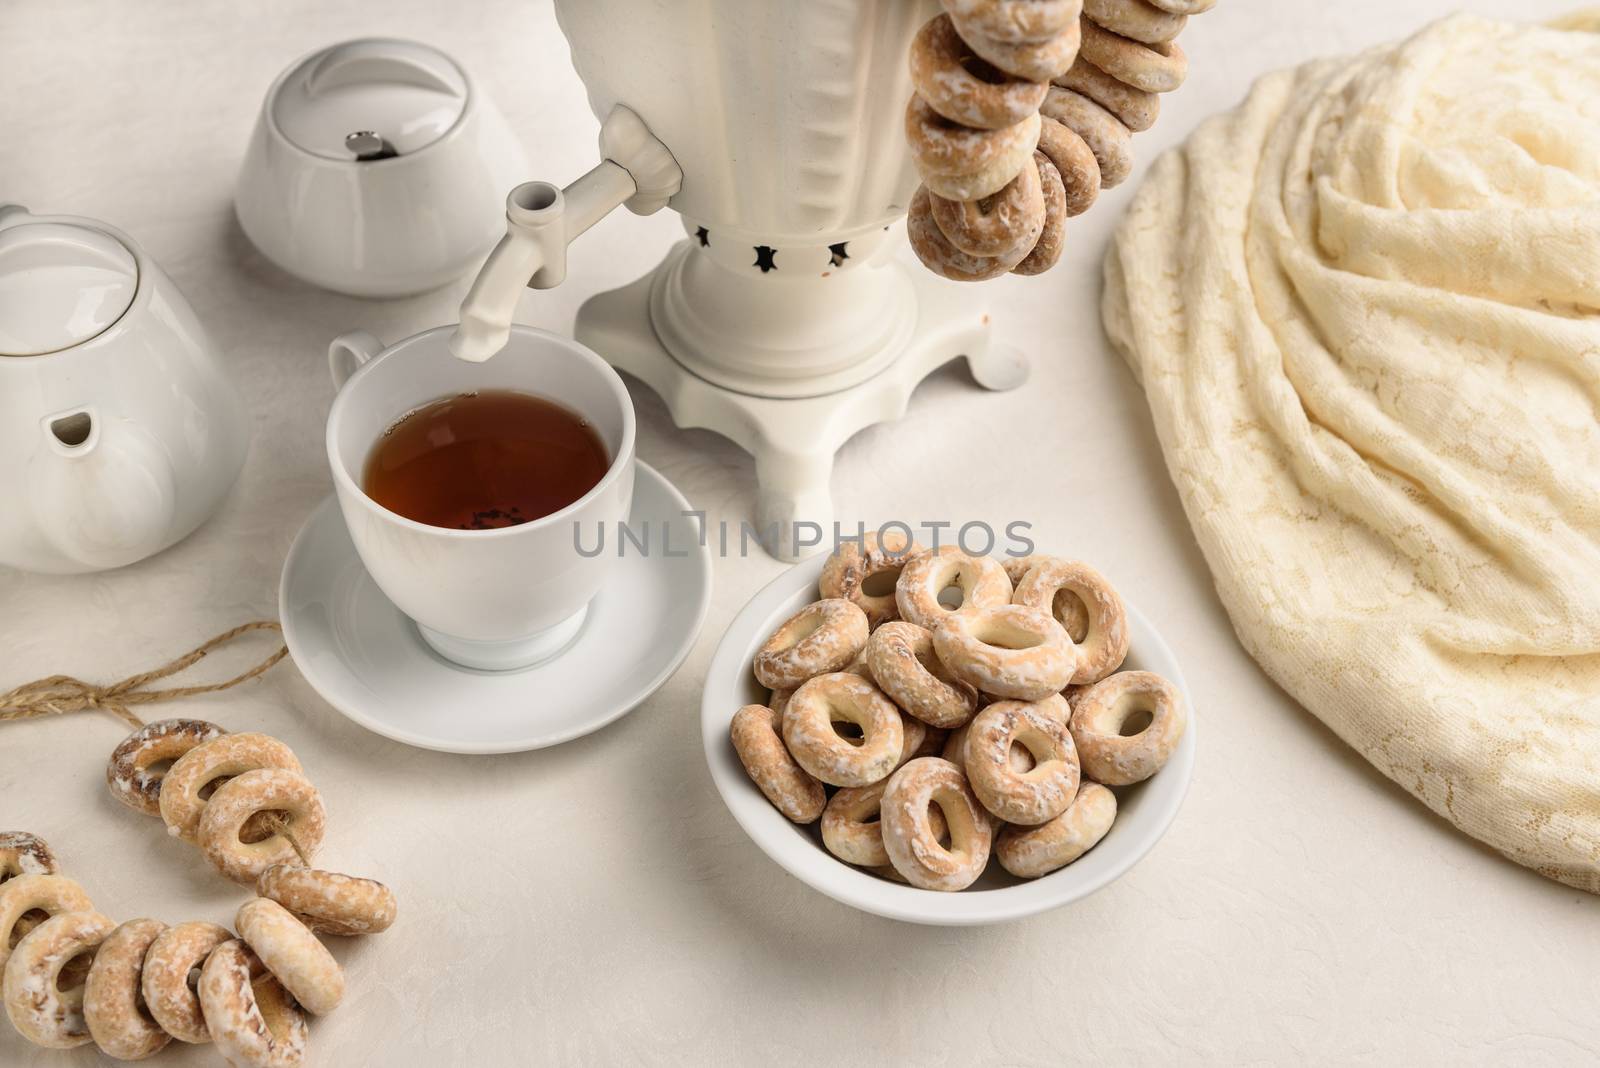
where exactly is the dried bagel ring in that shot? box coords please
[1013,556,1129,683]
[0,873,93,972]
[963,699,1081,824]
[819,530,925,629]
[236,898,344,1016]
[933,603,1077,700]
[906,96,1041,202]
[911,14,1049,130]
[1071,671,1186,784]
[822,779,948,868]
[943,692,1067,770]
[83,918,171,1060]
[753,598,870,691]
[909,186,1032,281]
[198,768,327,885]
[730,704,826,823]
[1055,55,1159,131]
[997,780,1117,876]
[159,732,303,844]
[895,545,1013,631]
[1041,86,1133,187]
[1011,150,1068,274]
[930,155,1046,258]
[782,673,904,788]
[2,909,114,1048]
[257,865,398,937]
[141,921,232,1044]
[1144,0,1214,13]
[865,621,979,729]
[1082,0,1187,44]
[0,831,57,884]
[895,712,930,771]
[198,940,308,1068]
[941,0,1082,43]
[1035,114,1102,215]
[880,757,994,891]
[1078,18,1188,93]
[105,718,227,818]
[950,9,1082,82]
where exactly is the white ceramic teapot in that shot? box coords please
[0,205,250,574]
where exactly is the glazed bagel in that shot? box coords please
[141,921,232,1044]
[895,545,1013,630]
[1070,671,1186,784]
[912,14,1049,130]
[197,940,308,1068]
[963,699,1081,824]
[822,780,949,868]
[933,603,1077,700]
[950,7,1083,82]
[997,780,1118,877]
[730,704,827,823]
[2,909,114,1049]
[906,95,1041,202]
[1145,0,1214,13]
[1013,556,1129,683]
[782,673,905,788]
[1077,18,1188,93]
[0,874,93,972]
[1034,115,1102,216]
[159,732,303,844]
[818,530,925,629]
[929,156,1046,258]
[865,621,979,729]
[1055,55,1159,131]
[257,865,398,937]
[83,918,171,1060]
[752,598,870,691]
[236,898,344,1016]
[942,722,1039,774]
[0,831,57,883]
[1011,150,1068,274]
[908,186,1034,281]
[1082,0,1187,44]
[105,719,226,819]
[879,757,994,891]
[1041,86,1133,187]
[198,768,327,885]
[941,0,1083,43]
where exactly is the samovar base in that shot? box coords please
[574,238,1030,561]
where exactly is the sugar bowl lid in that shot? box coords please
[0,216,139,357]
[270,38,470,161]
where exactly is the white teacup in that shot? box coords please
[325,325,636,671]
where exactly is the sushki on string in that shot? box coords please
[573,515,1037,560]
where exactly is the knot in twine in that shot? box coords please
[0,621,288,731]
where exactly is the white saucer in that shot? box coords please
[280,461,711,754]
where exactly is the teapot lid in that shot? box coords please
[270,39,469,161]
[0,220,139,357]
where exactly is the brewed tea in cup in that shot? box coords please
[326,325,636,672]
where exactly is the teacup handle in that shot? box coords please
[328,330,384,390]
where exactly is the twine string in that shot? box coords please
[0,620,308,863]
[0,621,288,731]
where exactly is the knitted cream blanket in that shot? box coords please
[1103,13,1600,891]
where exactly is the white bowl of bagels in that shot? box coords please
[701,533,1195,926]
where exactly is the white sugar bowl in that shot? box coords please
[0,206,250,574]
[235,38,529,298]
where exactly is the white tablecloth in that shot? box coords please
[3,1,1597,1063]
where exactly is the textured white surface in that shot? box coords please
[1,1,1597,1064]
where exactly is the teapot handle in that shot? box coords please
[328,330,383,390]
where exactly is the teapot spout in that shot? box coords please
[0,204,30,228]
[449,105,681,363]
